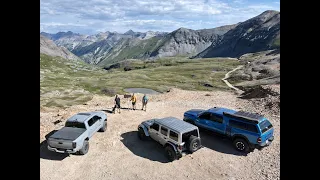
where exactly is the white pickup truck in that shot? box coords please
[46,111,107,155]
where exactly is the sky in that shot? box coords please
[40,0,280,35]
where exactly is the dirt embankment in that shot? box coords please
[40,87,280,180]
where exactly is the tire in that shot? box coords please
[137,128,147,140]
[233,138,250,153]
[99,122,107,132]
[79,140,89,155]
[187,135,201,153]
[165,146,177,162]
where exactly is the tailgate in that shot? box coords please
[47,138,73,149]
[261,128,274,142]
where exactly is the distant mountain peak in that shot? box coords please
[177,27,190,31]
[124,29,135,35]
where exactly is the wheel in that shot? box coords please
[79,140,89,155]
[187,135,201,153]
[138,127,147,140]
[99,121,107,132]
[233,138,250,153]
[165,146,177,162]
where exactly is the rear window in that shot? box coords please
[65,121,86,129]
[259,120,273,133]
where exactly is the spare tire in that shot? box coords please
[187,135,201,153]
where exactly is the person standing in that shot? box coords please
[130,93,137,110]
[114,94,121,114]
[141,94,148,111]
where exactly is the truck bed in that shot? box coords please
[49,127,86,141]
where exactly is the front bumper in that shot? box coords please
[47,145,77,154]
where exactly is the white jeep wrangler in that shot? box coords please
[138,117,202,161]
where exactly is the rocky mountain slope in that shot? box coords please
[226,49,280,88]
[97,24,237,66]
[150,25,238,58]
[41,30,168,64]
[40,35,80,61]
[194,10,280,58]
[41,10,279,66]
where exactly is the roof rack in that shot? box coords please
[223,111,263,124]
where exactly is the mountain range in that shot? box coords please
[40,10,280,67]
[40,35,80,61]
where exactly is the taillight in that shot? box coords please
[72,142,76,148]
[178,145,182,150]
[257,137,262,143]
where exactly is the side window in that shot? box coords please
[87,119,94,126]
[88,116,99,126]
[210,114,223,123]
[246,124,258,133]
[229,120,246,130]
[229,120,258,133]
[199,112,211,120]
[169,130,178,142]
[161,126,168,136]
[92,115,101,121]
[150,123,159,131]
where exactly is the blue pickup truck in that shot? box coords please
[183,107,274,153]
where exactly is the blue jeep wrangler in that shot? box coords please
[183,107,274,153]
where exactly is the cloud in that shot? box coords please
[40,0,280,34]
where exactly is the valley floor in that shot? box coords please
[40,87,280,180]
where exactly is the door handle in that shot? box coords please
[164,137,167,139]
[156,133,159,135]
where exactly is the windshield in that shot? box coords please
[65,121,86,129]
[259,119,273,133]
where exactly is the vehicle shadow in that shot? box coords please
[40,130,69,161]
[120,131,169,163]
[120,107,144,111]
[98,109,114,114]
[98,107,144,114]
[200,129,247,156]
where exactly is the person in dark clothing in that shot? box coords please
[114,94,121,114]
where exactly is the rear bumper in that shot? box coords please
[47,145,77,154]
[255,136,274,149]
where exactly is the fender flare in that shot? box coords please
[138,124,149,136]
[232,134,250,144]
[165,141,178,152]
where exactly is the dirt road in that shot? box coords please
[40,88,280,180]
[222,65,244,92]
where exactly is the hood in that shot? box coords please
[141,119,155,127]
[184,109,205,117]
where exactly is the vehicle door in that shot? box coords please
[158,125,169,146]
[149,123,160,142]
[206,113,225,134]
[86,116,101,138]
[196,112,211,128]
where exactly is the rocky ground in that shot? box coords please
[40,86,280,180]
